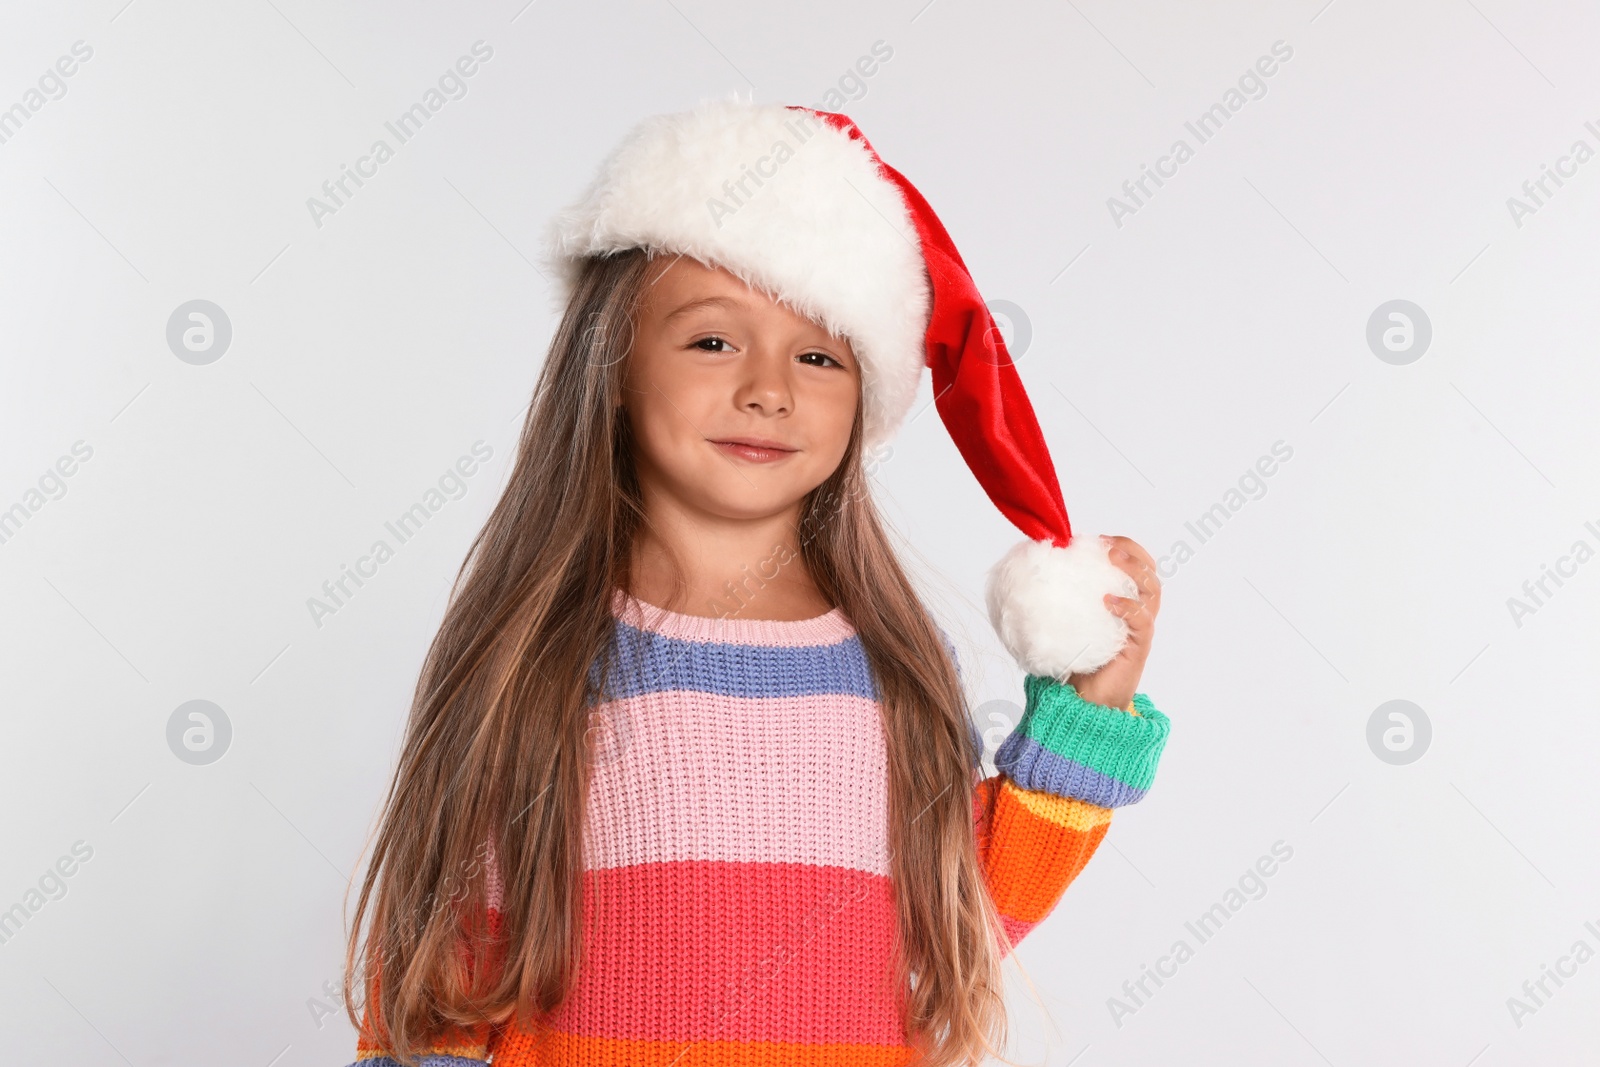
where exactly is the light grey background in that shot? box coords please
[2,0,1597,1064]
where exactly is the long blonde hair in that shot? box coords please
[344,247,1018,1065]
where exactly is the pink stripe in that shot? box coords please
[999,912,1036,955]
[612,589,858,646]
[546,860,906,1045]
[584,691,889,874]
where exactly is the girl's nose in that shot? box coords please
[736,349,793,416]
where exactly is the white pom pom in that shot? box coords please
[985,536,1137,679]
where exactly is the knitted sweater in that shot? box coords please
[349,590,1171,1066]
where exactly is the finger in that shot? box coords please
[1107,605,1155,660]
[1104,534,1156,571]
[1130,567,1161,618]
[1125,559,1161,604]
[1119,541,1161,599]
[1102,543,1143,592]
[1104,537,1162,605]
[1102,535,1154,578]
[1106,593,1156,636]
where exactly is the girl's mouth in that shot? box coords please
[709,437,798,463]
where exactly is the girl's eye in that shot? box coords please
[692,337,842,369]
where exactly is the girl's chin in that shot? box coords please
[684,486,816,523]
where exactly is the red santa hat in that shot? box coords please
[542,95,1135,679]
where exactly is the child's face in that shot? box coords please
[623,253,860,523]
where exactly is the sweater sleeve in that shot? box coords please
[974,673,1171,955]
[346,838,507,1067]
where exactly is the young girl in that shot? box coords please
[343,98,1171,1067]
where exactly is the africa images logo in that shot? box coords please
[305,41,494,229]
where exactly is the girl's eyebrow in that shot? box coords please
[663,295,744,322]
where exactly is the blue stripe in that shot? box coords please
[994,733,1150,808]
[593,619,881,702]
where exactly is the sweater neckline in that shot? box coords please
[611,588,856,646]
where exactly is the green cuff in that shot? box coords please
[993,675,1172,806]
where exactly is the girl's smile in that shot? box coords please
[707,435,799,463]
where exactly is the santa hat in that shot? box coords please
[542,95,1135,679]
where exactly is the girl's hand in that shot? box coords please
[1066,535,1161,713]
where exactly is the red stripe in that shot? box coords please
[491,1029,918,1066]
[543,860,906,1045]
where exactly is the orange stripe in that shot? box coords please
[976,777,1111,924]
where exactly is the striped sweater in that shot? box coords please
[350,589,1171,1066]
